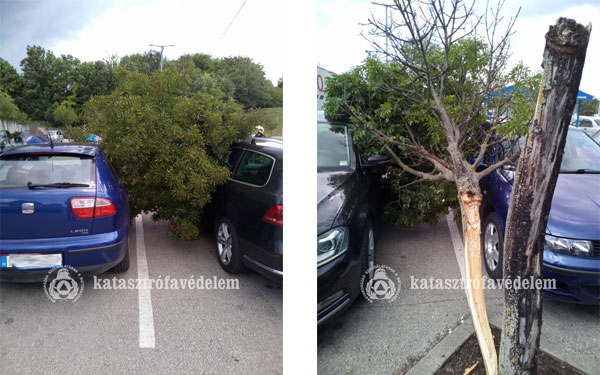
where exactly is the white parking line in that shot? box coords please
[446,210,467,297]
[136,214,155,348]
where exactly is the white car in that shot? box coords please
[570,115,600,135]
[47,129,63,142]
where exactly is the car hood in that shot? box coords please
[317,170,357,234]
[547,173,600,239]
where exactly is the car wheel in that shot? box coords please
[216,217,246,273]
[482,212,503,280]
[111,247,130,273]
[360,220,376,283]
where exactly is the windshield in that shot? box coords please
[0,154,96,188]
[561,129,600,172]
[317,123,352,171]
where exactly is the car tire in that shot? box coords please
[216,217,246,274]
[482,212,503,280]
[111,247,130,273]
[360,220,376,284]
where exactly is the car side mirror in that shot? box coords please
[364,154,391,168]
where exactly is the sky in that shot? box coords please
[0,0,283,84]
[317,0,600,98]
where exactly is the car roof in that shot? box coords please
[0,143,99,158]
[232,137,283,158]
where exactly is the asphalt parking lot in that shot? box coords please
[0,213,283,375]
[317,215,600,375]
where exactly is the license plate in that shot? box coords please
[6,253,62,269]
[1,255,8,268]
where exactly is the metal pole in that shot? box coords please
[149,44,174,71]
[372,2,393,62]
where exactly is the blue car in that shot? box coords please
[0,143,130,281]
[480,128,600,304]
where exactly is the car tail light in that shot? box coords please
[70,197,117,218]
[262,205,283,226]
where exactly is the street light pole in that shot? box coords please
[149,44,174,72]
[371,2,393,62]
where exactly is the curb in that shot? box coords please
[404,318,474,375]
[405,316,593,375]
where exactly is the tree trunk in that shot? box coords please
[460,191,497,375]
[499,18,591,374]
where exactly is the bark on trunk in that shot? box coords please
[499,18,591,374]
[460,192,497,375]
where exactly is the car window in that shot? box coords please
[224,148,244,172]
[579,119,592,128]
[317,123,351,170]
[561,130,600,172]
[497,130,600,173]
[232,150,274,186]
[0,155,96,188]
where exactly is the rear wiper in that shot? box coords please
[27,182,90,189]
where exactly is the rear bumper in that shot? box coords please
[0,226,129,282]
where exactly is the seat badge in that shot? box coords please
[22,202,35,214]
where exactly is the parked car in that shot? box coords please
[209,137,283,283]
[317,112,390,327]
[47,129,64,142]
[590,128,600,145]
[479,127,600,304]
[570,115,600,135]
[0,143,130,281]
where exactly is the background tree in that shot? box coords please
[579,98,598,116]
[323,0,550,372]
[214,56,273,109]
[79,60,253,240]
[119,50,162,74]
[18,45,57,121]
[0,58,24,98]
[0,92,28,123]
[72,60,118,109]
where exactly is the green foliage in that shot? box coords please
[0,92,28,123]
[53,103,77,126]
[324,58,458,226]
[81,62,252,240]
[212,56,277,109]
[324,36,540,229]
[3,47,281,130]
[64,124,91,143]
[492,63,541,138]
[119,51,162,74]
[580,98,599,116]
[259,107,283,137]
[0,58,24,97]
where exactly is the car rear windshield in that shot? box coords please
[0,154,96,188]
[317,123,351,170]
[561,130,600,172]
[500,130,600,173]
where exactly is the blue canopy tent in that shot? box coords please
[24,136,47,144]
[494,85,594,126]
[572,90,594,127]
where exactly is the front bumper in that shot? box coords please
[542,250,600,304]
[317,251,361,327]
